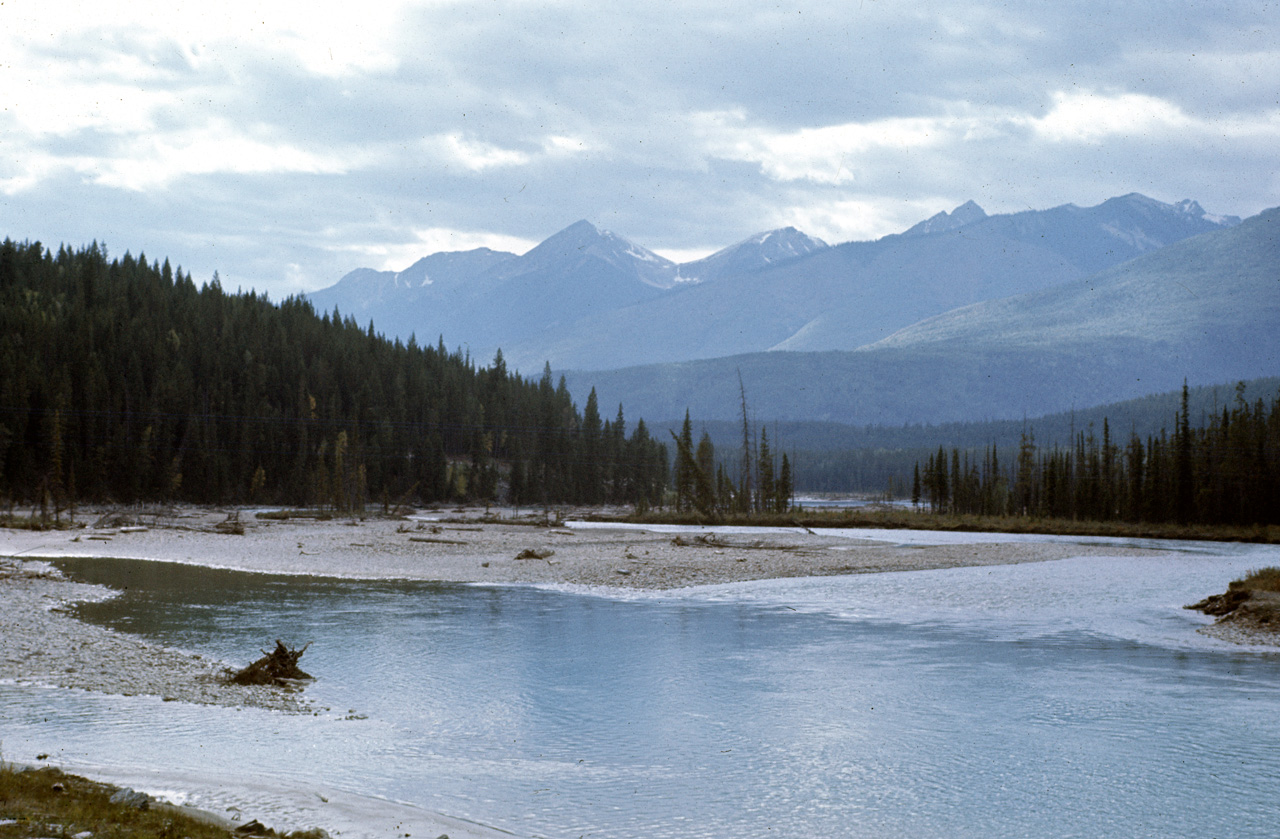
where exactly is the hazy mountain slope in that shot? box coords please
[434,221,682,363]
[306,247,516,338]
[870,205,1280,370]
[506,194,1235,370]
[564,206,1276,425]
[765,193,1240,355]
[564,339,1196,426]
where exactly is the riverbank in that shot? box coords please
[1187,567,1280,646]
[0,556,308,712]
[0,505,1171,589]
[0,763,302,839]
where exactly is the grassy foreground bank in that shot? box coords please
[608,508,1280,544]
[0,764,323,839]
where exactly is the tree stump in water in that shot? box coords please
[229,640,313,686]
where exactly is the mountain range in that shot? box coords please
[307,193,1238,373]
[305,193,1274,427]
[565,205,1279,425]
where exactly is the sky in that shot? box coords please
[2,0,1278,299]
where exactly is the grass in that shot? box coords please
[0,764,228,839]
[0,763,324,839]
[603,507,1280,544]
[1231,567,1280,592]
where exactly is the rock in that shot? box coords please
[1187,588,1251,616]
[235,819,272,835]
[514,548,554,560]
[109,788,152,810]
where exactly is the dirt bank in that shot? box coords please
[1187,572,1280,646]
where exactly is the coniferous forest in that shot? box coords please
[0,239,670,513]
[916,383,1280,527]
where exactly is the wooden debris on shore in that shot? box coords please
[409,536,468,545]
[228,640,313,686]
[214,511,246,535]
[515,547,554,560]
[671,534,724,547]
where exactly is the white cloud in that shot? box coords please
[652,246,719,264]
[438,135,532,172]
[331,227,539,273]
[93,123,352,190]
[1,1,411,78]
[770,197,944,244]
[1031,90,1191,142]
[542,135,593,157]
[3,1,1279,300]
[699,109,974,185]
[1,68,178,138]
[0,121,354,193]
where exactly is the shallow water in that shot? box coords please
[5,533,1280,838]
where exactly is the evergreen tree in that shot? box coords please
[776,452,793,513]
[673,410,696,512]
[694,431,717,516]
[757,427,775,514]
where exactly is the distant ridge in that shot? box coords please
[304,193,1240,372]
[562,204,1279,426]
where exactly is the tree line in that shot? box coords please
[916,383,1280,526]
[0,238,671,515]
[668,400,794,518]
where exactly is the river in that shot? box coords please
[3,529,1279,838]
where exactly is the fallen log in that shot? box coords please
[228,640,313,686]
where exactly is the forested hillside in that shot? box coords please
[0,239,669,512]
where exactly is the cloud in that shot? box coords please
[770,196,947,245]
[699,110,968,186]
[2,1,1278,298]
[330,226,539,272]
[437,135,532,172]
[1031,90,1192,142]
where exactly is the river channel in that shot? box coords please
[3,531,1279,838]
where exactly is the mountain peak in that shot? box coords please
[677,226,828,283]
[1100,193,1240,228]
[502,219,677,289]
[903,200,988,236]
[1175,198,1241,227]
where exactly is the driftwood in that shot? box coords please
[229,640,313,686]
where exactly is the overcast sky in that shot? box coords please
[2,1,1277,298]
